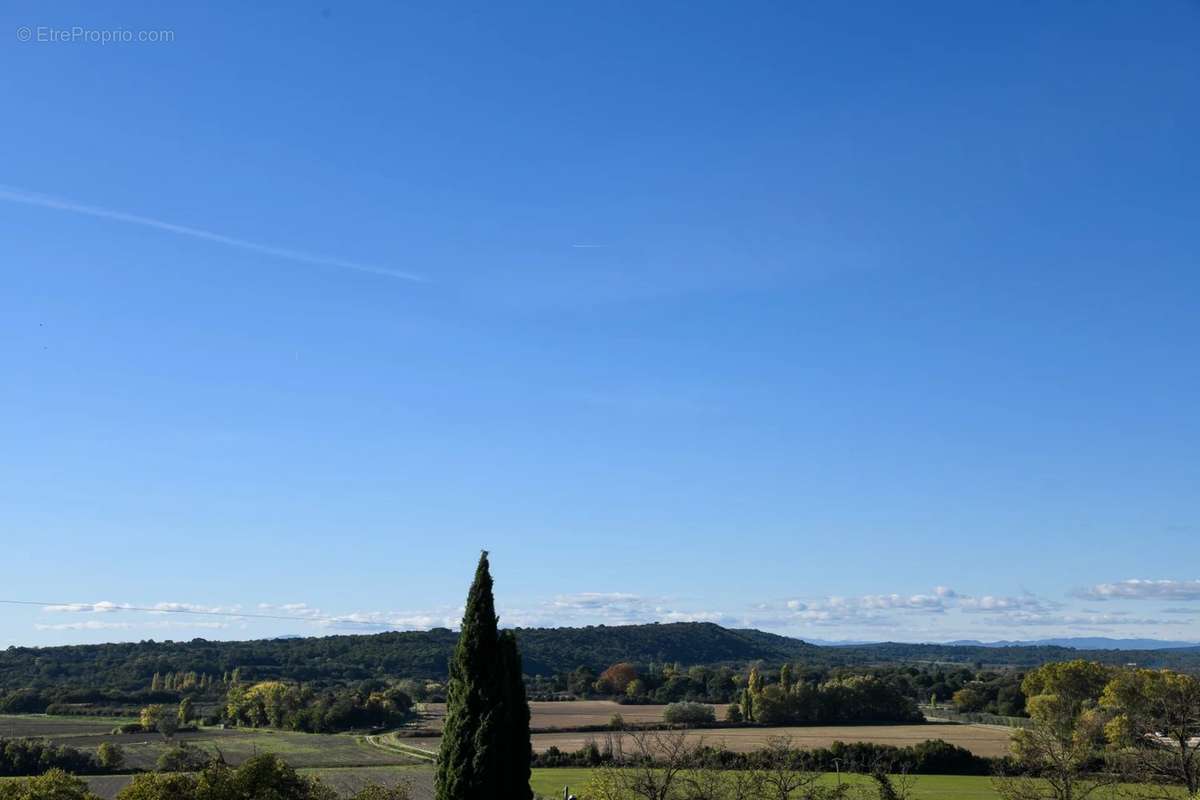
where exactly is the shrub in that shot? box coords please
[115,773,197,800]
[120,757,339,800]
[348,785,411,800]
[0,691,49,715]
[662,701,715,726]
[0,738,98,776]
[0,768,98,800]
[97,743,125,771]
[155,745,208,773]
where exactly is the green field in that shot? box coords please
[8,765,1188,799]
[528,769,1005,800]
[9,768,1008,800]
[0,714,424,770]
[298,768,1041,800]
[3,715,1177,799]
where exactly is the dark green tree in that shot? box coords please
[434,552,531,800]
[495,631,532,794]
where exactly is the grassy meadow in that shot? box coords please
[529,769,1009,799]
[0,710,1041,799]
[6,767,1013,800]
[0,714,425,771]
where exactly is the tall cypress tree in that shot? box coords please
[435,551,531,800]
[496,630,532,795]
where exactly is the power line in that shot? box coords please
[0,598,396,626]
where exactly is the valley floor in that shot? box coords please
[16,768,1162,800]
[0,709,1023,798]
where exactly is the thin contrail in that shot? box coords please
[0,185,424,282]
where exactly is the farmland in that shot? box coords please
[385,700,1015,758]
[398,721,1014,759]
[0,714,425,771]
[0,709,1019,797]
[0,768,1016,800]
[19,769,1166,800]
[1,706,1016,766]
[416,700,733,731]
[0,715,129,738]
[529,770,1010,800]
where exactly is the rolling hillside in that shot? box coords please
[2,622,1197,691]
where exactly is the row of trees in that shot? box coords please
[128,681,413,737]
[0,688,186,717]
[732,667,921,725]
[148,671,218,692]
[0,739,117,777]
[223,681,412,733]
[539,660,1029,717]
[0,739,95,778]
[538,734,992,775]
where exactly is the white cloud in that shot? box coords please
[767,587,1089,633]
[657,609,729,624]
[36,620,229,632]
[259,602,324,618]
[552,593,644,611]
[317,610,462,632]
[775,589,956,627]
[958,594,1055,614]
[1076,579,1200,602]
[24,586,1200,643]
[150,602,242,615]
[43,601,128,613]
[545,592,726,626]
[859,593,947,611]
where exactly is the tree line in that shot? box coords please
[223,680,412,732]
[731,668,921,725]
[4,621,1196,697]
[536,735,995,775]
[536,660,1000,723]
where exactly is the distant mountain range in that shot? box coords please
[941,637,1200,651]
[798,636,1200,650]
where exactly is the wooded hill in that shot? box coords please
[3,622,1198,691]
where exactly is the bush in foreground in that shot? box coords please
[0,769,98,800]
[116,753,411,800]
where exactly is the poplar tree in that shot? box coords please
[742,666,763,722]
[780,663,794,693]
[435,551,531,800]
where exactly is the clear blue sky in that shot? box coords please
[2,1,1197,647]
